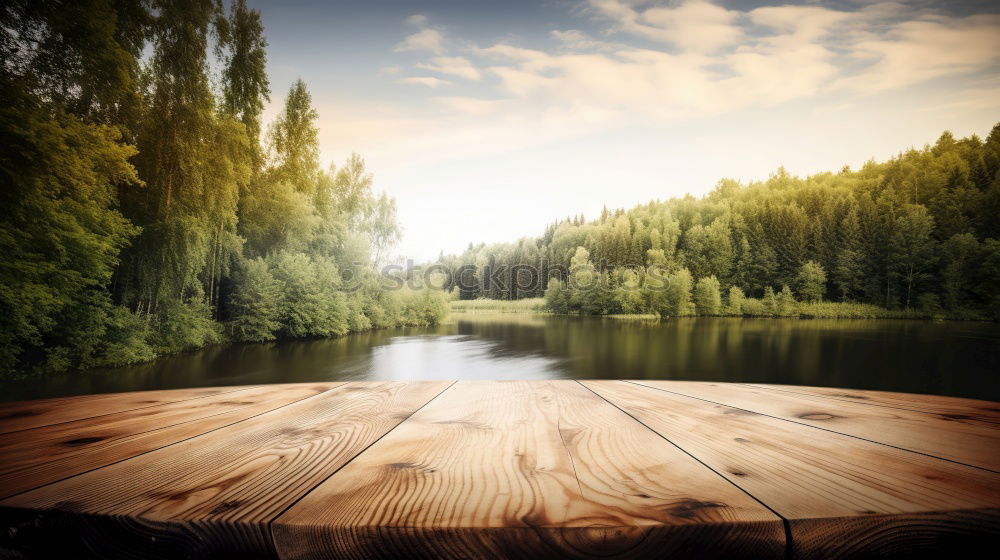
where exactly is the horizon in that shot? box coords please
[251,0,1000,261]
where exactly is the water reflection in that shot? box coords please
[3,315,998,401]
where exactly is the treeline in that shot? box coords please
[1,0,445,378]
[437,124,1000,320]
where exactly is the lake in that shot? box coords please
[3,315,999,402]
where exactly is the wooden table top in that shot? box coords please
[1,380,998,558]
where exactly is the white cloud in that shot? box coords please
[838,14,1000,93]
[590,0,742,53]
[416,56,482,81]
[405,14,427,26]
[395,28,446,54]
[399,76,453,88]
[355,0,1000,259]
[550,29,623,51]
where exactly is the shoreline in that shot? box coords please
[448,299,994,322]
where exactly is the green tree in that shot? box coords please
[889,204,937,308]
[694,276,722,315]
[0,92,141,375]
[227,258,281,342]
[726,286,745,315]
[777,285,797,316]
[796,261,827,303]
[544,278,569,314]
[663,268,694,317]
[939,233,979,310]
[216,0,270,169]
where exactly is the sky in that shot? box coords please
[249,0,1000,262]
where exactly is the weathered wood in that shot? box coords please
[273,380,786,559]
[0,385,255,435]
[630,380,1000,471]
[0,383,339,499]
[0,381,451,558]
[583,381,1000,558]
[746,383,1000,425]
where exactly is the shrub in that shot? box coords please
[694,276,722,315]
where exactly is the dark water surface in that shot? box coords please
[4,315,999,402]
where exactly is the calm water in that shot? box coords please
[3,315,999,402]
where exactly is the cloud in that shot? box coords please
[380,0,999,164]
[589,0,742,53]
[416,56,482,81]
[399,76,453,88]
[395,28,446,54]
[838,14,1000,93]
[405,14,427,26]
[432,96,507,116]
[550,29,623,51]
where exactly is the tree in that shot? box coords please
[0,89,141,375]
[796,261,827,303]
[216,0,270,169]
[613,269,645,314]
[763,286,777,316]
[889,204,937,308]
[268,79,320,193]
[726,286,745,315]
[663,268,694,317]
[544,278,569,314]
[568,246,597,312]
[227,258,281,342]
[694,276,722,315]
[119,0,244,319]
[939,233,979,310]
[776,285,797,316]
[682,219,734,284]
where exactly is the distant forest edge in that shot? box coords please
[1,1,447,379]
[434,124,1000,321]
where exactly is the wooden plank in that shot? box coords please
[584,381,1000,558]
[746,383,1000,425]
[0,381,450,559]
[273,380,786,559]
[630,380,1000,471]
[0,385,256,435]
[0,383,340,499]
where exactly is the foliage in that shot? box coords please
[796,261,827,303]
[0,1,442,378]
[694,276,722,316]
[456,298,549,314]
[0,84,140,375]
[436,125,1000,322]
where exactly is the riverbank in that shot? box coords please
[450,298,992,321]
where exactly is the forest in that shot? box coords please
[435,124,1000,320]
[4,1,999,381]
[0,0,447,378]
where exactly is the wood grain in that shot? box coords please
[583,381,1000,558]
[273,380,786,560]
[629,380,1000,471]
[0,383,339,499]
[0,381,450,558]
[0,385,255,435]
[746,383,1000,425]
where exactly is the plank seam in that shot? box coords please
[576,380,794,560]
[0,385,264,437]
[266,380,458,537]
[0,383,346,502]
[740,383,1000,426]
[624,380,1000,475]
